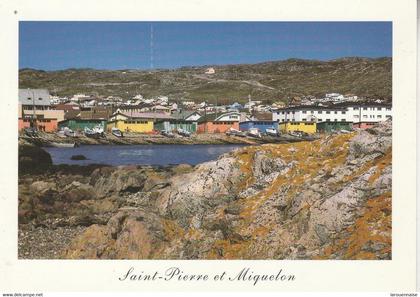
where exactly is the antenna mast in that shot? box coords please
[150,24,154,69]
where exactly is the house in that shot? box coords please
[279,121,317,134]
[205,67,215,74]
[58,118,107,132]
[154,119,197,133]
[333,102,392,123]
[239,120,278,132]
[317,121,353,133]
[273,103,392,124]
[273,105,347,123]
[107,111,173,133]
[171,110,202,122]
[352,121,379,129]
[197,111,241,133]
[18,89,64,132]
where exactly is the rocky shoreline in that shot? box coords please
[19,131,317,147]
[18,121,392,260]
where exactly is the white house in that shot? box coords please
[273,103,392,123]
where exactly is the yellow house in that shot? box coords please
[107,119,153,133]
[106,111,154,133]
[107,111,174,133]
[279,121,317,134]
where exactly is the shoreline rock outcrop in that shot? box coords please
[19,121,392,260]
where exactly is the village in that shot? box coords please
[18,86,392,144]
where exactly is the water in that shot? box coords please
[43,144,248,166]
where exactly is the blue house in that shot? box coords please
[239,120,279,132]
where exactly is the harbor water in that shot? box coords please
[43,144,248,166]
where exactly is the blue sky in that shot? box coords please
[19,21,392,70]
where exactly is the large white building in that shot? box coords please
[272,103,392,124]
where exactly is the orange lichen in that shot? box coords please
[162,219,185,241]
[368,148,392,184]
[316,192,392,260]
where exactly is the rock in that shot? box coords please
[156,156,242,227]
[64,210,165,259]
[19,144,52,174]
[70,155,87,160]
[30,181,56,193]
[348,121,392,161]
[62,184,95,202]
[91,167,148,197]
[252,151,288,183]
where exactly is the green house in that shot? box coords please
[58,119,107,131]
[154,119,197,133]
[316,121,353,133]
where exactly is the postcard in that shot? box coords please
[0,0,417,293]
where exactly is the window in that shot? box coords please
[318,119,322,122]
[334,119,338,121]
[281,119,285,122]
[386,115,391,118]
[363,107,368,110]
[302,118,307,121]
[386,108,391,111]
[377,115,382,118]
[363,115,368,118]
[310,111,314,114]
[334,111,338,114]
[27,97,31,100]
[377,107,382,111]
[341,119,346,122]
[353,107,359,110]
[354,115,359,118]
[302,110,307,114]
[341,111,346,114]
[326,111,331,114]
[318,111,322,114]
[326,119,331,122]
[38,98,42,101]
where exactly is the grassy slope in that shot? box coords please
[19,57,392,104]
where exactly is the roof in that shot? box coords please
[79,110,111,120]
[252,112,273,121]
[198,111,240,123]
[117,111,174,120]
[275,102,392,112]
[275,105,346,111]
[171,110,201,120]
[19,89,51,106]
[64,110,81,120]
[317,121,353,124]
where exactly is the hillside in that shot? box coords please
[19,57,392,104]
[19,121,392,259]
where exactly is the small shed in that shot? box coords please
[317,121,353,133]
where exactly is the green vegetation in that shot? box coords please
[19,57,392,104]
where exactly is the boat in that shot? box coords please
[265,127,279,137]
[56,130,66,138]
[111,127,123,137]
[247,127,262,138]
[24,127,38,137]
[176,128,191,137]
[50,142,77,148]
[225,128,246,137]
[161,130,175,138]
[84,126,105,138]
[63,127,77,137]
